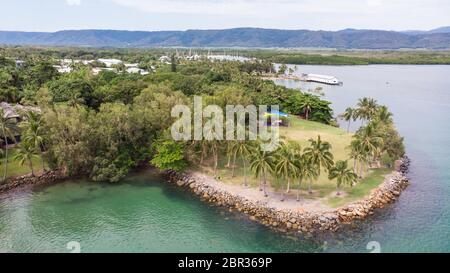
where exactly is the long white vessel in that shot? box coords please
[303,73,341,85]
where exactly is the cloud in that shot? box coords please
[110,0,358,16]
[66,0,82,6]
[366,0,382,7]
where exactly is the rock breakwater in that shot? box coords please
[0,171,65,194]
[163,157,410,234]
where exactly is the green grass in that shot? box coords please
[197,117,392,208]
[0,148,46,182]
[326,168,392,208]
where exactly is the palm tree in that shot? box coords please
[293,152,318,200]
[250,147,275,197]
[198,139,209,165]
[376,105,393,124]
[21,111,47,173]
[234,140,255,186]
[0,109,18,182]
[299,95,315,120]
[328,160,358,195]
[357,123,384,163]
[13,141,38,177]
[225,140,236,169]
[303,136,334,195]
[274,142,298,201]
[355,97,378,126]
[210,140,220,178]
[340,107,356,133]
[349,139,369,178]
[303,135,334,177]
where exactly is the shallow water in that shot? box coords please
[1,65,450,253]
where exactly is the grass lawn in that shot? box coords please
[0,148,46,183]
[197,116,392,208]
[326,168,392,208]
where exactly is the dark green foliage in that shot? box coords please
[151,139,187,171]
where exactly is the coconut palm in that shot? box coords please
[21,111,47,172]
[234,140,255,186]
[293,152,318,200]
[303,136,334,195]
[274,142,298,201]
[303,135,334,177]
[210,140,220,178]
[349,139,369,178]
[13,141,38,177]
[376,105,393,124]
[299,95,315,120]
[0,109,18,182]
[328,160,358,195]
[340,107,356,133]
[198,139,209,165]
[225,140,236,169]
[357,123,384,162]
[355,97,378,126]
[250,147,275,197]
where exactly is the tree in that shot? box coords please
[340,107,356,133]
[150,139,187,171]
[356,123,384,164]
[375,105,393,124]
[250,147,275,197]
[13,141,38,177]
[302,157,319,196]
[171,54,177,72]
[233,140,255,186]
[328,160,358,195]
[303,135,334,177]
[299,95,314,120]
[274,142,298,201]
[278,64,287,75]
[0,109,18,182]
[355,97,378,126]
[21,111,47,173]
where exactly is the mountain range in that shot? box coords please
[1,27,450,49]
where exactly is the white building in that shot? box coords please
[159,56,171,64]
[98,59,123,68]
[15,60,25,68]
[92,67,117,75]
[53,65,72,74]
[126,67,149,75]
[305,74,341,85]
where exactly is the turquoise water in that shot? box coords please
[1,65,450,252]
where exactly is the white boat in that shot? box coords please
[303,73,341,85]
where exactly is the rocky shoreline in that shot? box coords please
[0,171,66,195]
[164,156,411,234]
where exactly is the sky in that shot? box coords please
[1,0,449,32]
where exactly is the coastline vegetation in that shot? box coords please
[0,47,404,207]
[243,49,450,65]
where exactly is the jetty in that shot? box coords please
[262,73,342,85]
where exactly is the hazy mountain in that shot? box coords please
[402,26,450,35]
[1,28,450,49]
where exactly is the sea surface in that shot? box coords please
[1,65,450,253]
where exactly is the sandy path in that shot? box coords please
[191,172,332,213]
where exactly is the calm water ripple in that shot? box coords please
[1,65,449,252]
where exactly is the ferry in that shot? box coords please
[303,73,342,85]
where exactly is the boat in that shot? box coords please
[303,73,342,85]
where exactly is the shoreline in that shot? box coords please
[0,157,411,235]
[0,171,66,195]
[163,157,410,234]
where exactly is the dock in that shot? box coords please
[261,73,343,85]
